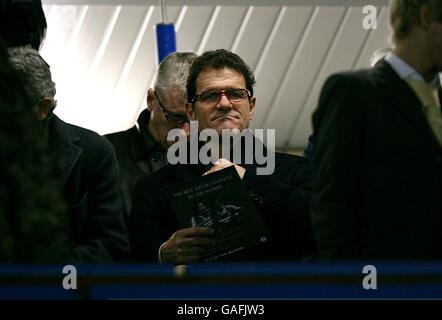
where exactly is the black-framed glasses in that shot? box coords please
[191,88,251,105]
[154,91,189,125]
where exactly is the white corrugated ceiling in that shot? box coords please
[41,0,390,150]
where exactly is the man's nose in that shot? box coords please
[217,93,232,108]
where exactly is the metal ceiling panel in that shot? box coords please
[176,6,215,52]
[197,6,248,52]
[289,6,374,148]
[252,6,314,130]
[263,6,347,148]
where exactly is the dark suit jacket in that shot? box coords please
[50,115,129,262]
[130,151,315,262]
[105,109,167,215]
[311,60,442,261]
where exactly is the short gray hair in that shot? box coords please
[154,52,197,98]
[7,46,56,107]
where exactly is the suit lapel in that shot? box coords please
[49,115,82,188]
[373,60,440,145]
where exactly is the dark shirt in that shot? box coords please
[130,137,316,263]
[106,109,168,215]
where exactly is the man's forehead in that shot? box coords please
[164,87,185,99]
[196,67,246,88]
[197,67,243,78]
[158,88,187,112]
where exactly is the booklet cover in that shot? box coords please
[166,165,271,262]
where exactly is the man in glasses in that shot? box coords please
[106,52,197,215]
[130,49,315,263]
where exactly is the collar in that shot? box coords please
[131,109,164,161]
[385,52,440,88]
[48,115,82,188]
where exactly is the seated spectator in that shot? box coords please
[130,49,315,264]
[106,52,197,215]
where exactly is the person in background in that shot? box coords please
[106,52,197,215]
[310,0,442,260]
[0,38,72,262]
[304,47,393,160]
[0,0,47,50]
[8,46,129,262]
[0,0,73,263]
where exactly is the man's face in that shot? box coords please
[147,88,190,148]
[417,5,442,74]
[188,68,255,133]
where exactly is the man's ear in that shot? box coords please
[248,96,256,121]
[186,102,196,120]
[34,97,53,120]
[147,89,155,112]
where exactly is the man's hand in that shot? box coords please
[203,158,246,179]
[160,227,215,264]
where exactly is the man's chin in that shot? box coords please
[211,119,241,132]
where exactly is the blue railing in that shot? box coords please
[0,262,441,300]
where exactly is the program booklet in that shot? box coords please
[166,165,271,262]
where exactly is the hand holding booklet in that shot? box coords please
[166,165,271,262]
